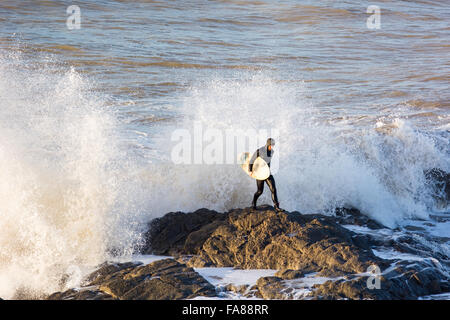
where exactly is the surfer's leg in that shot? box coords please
[266,175,280,210]
[252,179,264,209]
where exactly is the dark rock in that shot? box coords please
[86,261,143,285]
[335,207,384,229]
[142,206,450,300]
[313,259,449,300]
[183,208,379,276]
[275,269,305,280]
[425,168,450,207]
[50,205,450,300]
[246,285,263,299]
[256,276,290,300]
[48,259,216,300]
[47,288,115,300]
[142,208,226,255]
[404,225,426,232]
[224,283,249,294]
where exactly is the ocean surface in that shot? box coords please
[0,0,449,298]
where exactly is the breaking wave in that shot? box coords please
[0,51,448,298]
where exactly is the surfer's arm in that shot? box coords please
[248,149,259,172]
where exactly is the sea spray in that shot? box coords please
[146,75,449,227]
[0,50,148,298]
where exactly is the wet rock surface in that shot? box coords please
[47,258,216,300]
[145,207,381,275]
[49,206,450,300]
[142,209,227,256]
[425,168,450,207]
[143,206,450,300]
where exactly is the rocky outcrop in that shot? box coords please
[143,206,450,300]
[142,209,227,255]
[334,207,385,230]
[48,259,216,300]
[144,206,382,276]
[253,257,449,300]
[311,259,449,300]
[47,288,115,300]
[48,205,449,300]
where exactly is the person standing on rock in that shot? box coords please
[249,138,282,212]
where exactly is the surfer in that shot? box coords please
[249,138,282,212]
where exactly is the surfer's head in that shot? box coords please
[266,138,275,151]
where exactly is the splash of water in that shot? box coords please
[147,74,449,227]
[0,50,148,299]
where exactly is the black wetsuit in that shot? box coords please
[249,145,279,208]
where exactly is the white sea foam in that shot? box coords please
[0,50,150,298]
[146,75,449,227]
[194,267,277,299]
[194,267,277,288]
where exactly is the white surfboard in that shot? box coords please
[238,152,270,180]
